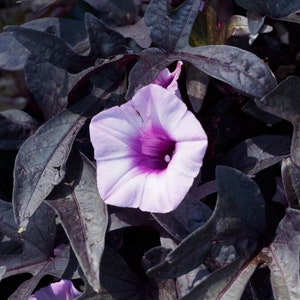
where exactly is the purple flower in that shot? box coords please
[29,279,82,300]
[90,78,207,212]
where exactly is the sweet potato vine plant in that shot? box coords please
[0,0,300,299]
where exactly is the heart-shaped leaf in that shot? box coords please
[181,207,300,299]
[45,151,108,292]
[147,166,266,279]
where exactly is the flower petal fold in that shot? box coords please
[153,61,183,97]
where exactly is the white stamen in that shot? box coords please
[164,154,171,163]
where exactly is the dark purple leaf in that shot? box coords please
[83,0,140,26]
[4,26,93,73]
[0,200,74,300]
[45,151,108,292]
[257,208,300,298]
[242,99,282,125]
[147,166,266,279]
[8,273,44,300]
[115,18,151,49]
[181,254,253,299]
[144,0,201,52]
[0,200,22,244]
[126,45,277,99]
[5,244,75,300]
[220,135,291,175]
[234,0,300,19]
[109,208,161,232]
[126,48,174,99]
[179,45,277,98]
[0,18,87,71]
[12,94,102,230]
[177,206,300,298]
[153,192,212,242]
[281,157,300,208]
[78,247,147,299]
[255,76,300,167]
[85,13,127,58]
[67,54,134,105]
[0,109,39,150]
[24,55,69,120]
[126,0,276,99]
[176,264,211,298]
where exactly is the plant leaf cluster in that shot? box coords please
[0,0,299,299]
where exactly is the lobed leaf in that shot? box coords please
[0,200,73,300]
[45,151,108,292]
[115,18,151,49]
[147,166,266,279]
[4,25,93,73]
[5,244,75,300]
[144,0,201,52]
[85,13,127,58]
[0,17,87,71]
[127,45,277,99]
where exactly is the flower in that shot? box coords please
[29,279,82,300]
[90,62,207,212]
[152,61,182,97]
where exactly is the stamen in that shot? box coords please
[164,154,171,163]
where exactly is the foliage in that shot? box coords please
[0,0,299,299]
